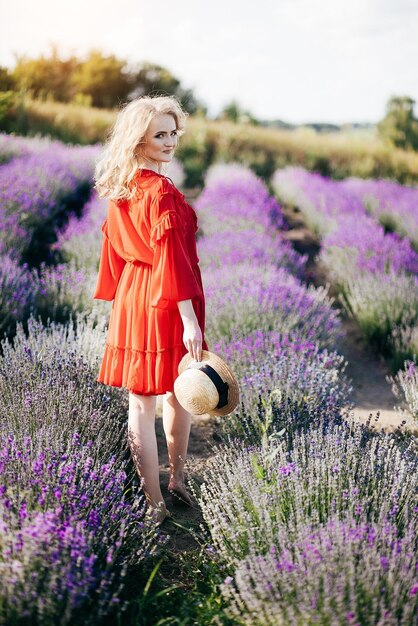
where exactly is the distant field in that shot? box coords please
[2,95,418,186]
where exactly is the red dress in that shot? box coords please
[93,168,208,395]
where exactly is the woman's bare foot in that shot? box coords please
[148,500,171,524]
[168,479,195,507]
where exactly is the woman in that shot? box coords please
[92,95,207,524]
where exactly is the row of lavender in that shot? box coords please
[0,132,101,338]
[0,137,174,625]
[0,132,99,264]
[272,166,418,377]
[192,164,418,625]
[194,164,351,440]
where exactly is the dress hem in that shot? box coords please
[95,379,175,396]
[95,341,187,395]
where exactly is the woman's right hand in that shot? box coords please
[177,299,203,361]
[182,318,202,361]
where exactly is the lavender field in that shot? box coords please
[0,133,417,625]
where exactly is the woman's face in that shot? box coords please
[140,113,178,168]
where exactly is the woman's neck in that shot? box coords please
[137,160,161,174]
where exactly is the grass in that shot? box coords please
[105,516,238,626]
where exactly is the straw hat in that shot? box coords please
[174,350,239,416]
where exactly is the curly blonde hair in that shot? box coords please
[94,95,188,202]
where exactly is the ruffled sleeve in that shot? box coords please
[150,190,202,310]
[93,217,127,301]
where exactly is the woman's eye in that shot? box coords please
[156,131,177,138]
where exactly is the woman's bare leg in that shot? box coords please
[162,390,193,504]
[127,392,166,509]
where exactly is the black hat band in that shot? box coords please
[188,362,229,408]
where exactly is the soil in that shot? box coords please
[153,410,218,554]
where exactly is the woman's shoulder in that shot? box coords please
[150,177,187,207]
[133,170,177,197]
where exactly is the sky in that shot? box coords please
[1,0,417,125]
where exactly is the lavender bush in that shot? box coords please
[194,163,352,442]
[341,176,418,250]
[203,161,260,186]
[196,422,417,624]
[0,431,163,625]
[340,271,418,368]
[387,360,418,424]
[0,131,93,162]
[53,193,108,270]
[271,165,365,238]
[212,329,352,444]
[0,254,37,338]
[30,259,96,324]
[390,324,418,371]
[0,254,108,340]
[197,423,417,568]
[221,514,417,626]
[271,166,418,367]
[0,132,32,163]
[204,262,342,348]
[320,213,418,285]
[0,315,168,624]
[8,310,111,369]
[196,162,287,236]
[198,228,307,279]
[0,143,98,263]
[271,167,418,278]
[0,315,127,456]
[4,252,115,338]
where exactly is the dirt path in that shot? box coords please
[281,204,417,433]
[154,408,217,548]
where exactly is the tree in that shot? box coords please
[70,50,132,108]
[377,95,418,151]
[127,62,202,114]
[6,47,205,113]
[218,99,259,125]
[11,44,79,102]
[0,66,16,91]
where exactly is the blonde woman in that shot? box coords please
[93,95,207,524]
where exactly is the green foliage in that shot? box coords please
[218,99,260,125]
[69,49,132,108]
[175,126,217,187]
[0,66,16,91]
[12,44,79,103]
[130,61,203,115]
[0,90,16,123]
[7,47,203,113]
[110,536,237,626]
[377,95,418,151]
